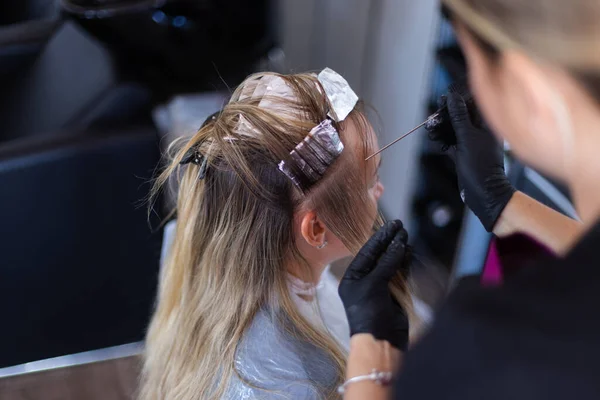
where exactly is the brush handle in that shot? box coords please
[426,80,478,149]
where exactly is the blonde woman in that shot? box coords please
[339,0,600,399]
[139,69,417,399]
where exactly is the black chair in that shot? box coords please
[0,19,58,79]
[0,0,57,26]
[0,20,152,143]
[61,0,277,95]
[0,127,163,368]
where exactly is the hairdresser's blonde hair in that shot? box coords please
[444,0,600,100]
[139,72,413,400]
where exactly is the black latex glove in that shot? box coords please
[439,86,516,232]
[338,220,410,350]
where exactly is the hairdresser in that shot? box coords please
[338,0,600,398]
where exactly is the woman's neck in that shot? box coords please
[286,259,329,302]
[569,126,600,230]
[571,168,600,230]
[561,87,600,231]
[286,260,327,285]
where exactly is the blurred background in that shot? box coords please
[0,0,576,398]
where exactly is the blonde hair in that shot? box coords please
[139,72,413,400]
[444,0,600,100]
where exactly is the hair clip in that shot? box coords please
[180,147,209,179]
[180,147,202,165]
[178,111,221,179]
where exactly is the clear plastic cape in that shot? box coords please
[221,267,347,399]
[160,224,434,400]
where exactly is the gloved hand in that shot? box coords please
[435,85,516,232]
[338,220,410,350]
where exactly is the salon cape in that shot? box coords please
[222,268,344,399]
[161,222,432,398]
[223,267,432,399]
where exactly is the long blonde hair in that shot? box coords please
[139,72,413,400]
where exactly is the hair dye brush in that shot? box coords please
[366,79,478,160]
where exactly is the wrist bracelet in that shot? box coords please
[337,369,393,394]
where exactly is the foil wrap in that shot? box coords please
[317,67,359,122]
[278,120,344,190]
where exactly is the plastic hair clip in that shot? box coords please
[180,147,201,165]
[180,147,209,179]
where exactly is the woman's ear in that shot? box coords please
[300,211,327,248]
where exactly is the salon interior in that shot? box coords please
[0,0,576,398]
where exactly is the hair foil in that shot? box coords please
[317,68,359,122]
[278,120,344,190]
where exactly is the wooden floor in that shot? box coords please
[0,356,140,400]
